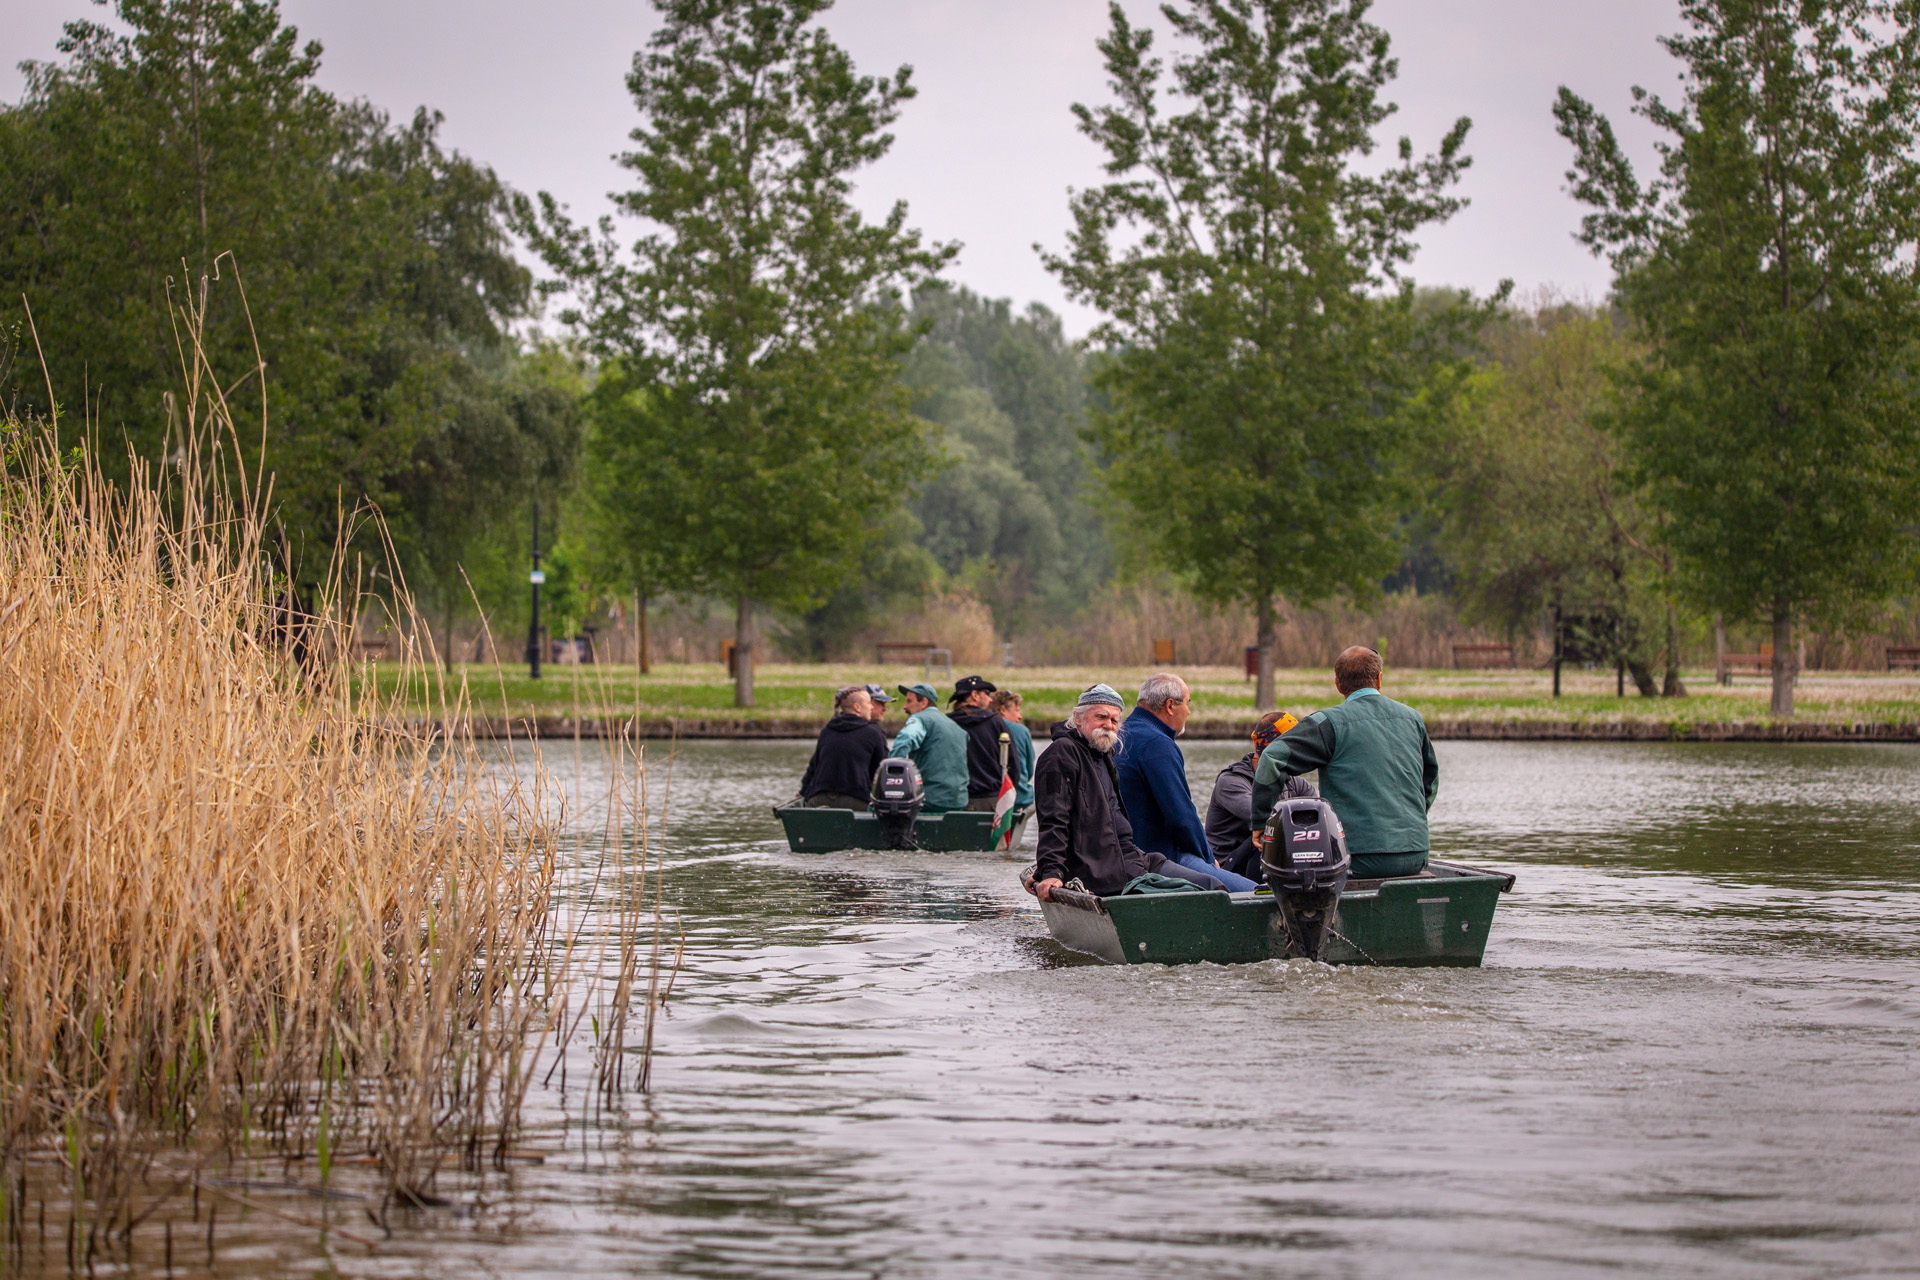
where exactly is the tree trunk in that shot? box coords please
[638,589,651,675]
[1714,613,1727,686]
[1628,660,1659,696]
[441,600,457,675]
[1662,600,1688,697]
[1770,605,1794,717]
[734,594,755,708]
[1254,594,1277,712]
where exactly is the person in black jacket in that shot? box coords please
[1205,710,1310,880]
[947,674,1013,810]
[796,687,889,809]
[1029,685,1226,899]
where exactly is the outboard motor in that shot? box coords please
[1260,796,1351,961]
[869,758,926,850]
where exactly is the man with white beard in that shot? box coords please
[1028,685,1228,901]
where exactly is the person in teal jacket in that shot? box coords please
[1250,646,1439,879]
[887,682,970,813]
[989,689,1036,809]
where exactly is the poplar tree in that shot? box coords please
[1045,0,1483,709]
[1556,0,1920,716]
[520,0,950,706]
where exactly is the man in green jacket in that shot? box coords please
[887,682,969,813]
[1250,646,1439,879]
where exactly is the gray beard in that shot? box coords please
[1085,725,1121,754]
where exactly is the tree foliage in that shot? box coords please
[0,0,535,571]
[519,0,952,705]
[903,284,1104,634]
[1557,0,1920,714]
[1438,305,1683,694]
[1046,0,1488,707]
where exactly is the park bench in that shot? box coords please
[1888,645,1920,671]
[1452,643,1514,669]
[355,636,392,661]
[1717,653,1773,682]
[876,640,951,680]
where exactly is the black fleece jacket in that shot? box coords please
[1033,721,1167,895]
[950,706,1013,797]
[799,714,890,800]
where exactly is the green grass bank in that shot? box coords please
[378,662,1920,741]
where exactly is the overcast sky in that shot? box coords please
[4,0,1689,335]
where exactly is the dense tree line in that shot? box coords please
[5,0,1917,714]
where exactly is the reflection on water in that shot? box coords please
[39,740,1920,1278]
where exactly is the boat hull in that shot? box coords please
[1035,860,1514,967]
[776,805,1029,853]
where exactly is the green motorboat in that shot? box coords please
[775,804,1031,853]
[1027,859,1516,967]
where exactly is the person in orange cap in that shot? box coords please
[1203,709,1307,881]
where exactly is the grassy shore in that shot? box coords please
[383,660,1920,732]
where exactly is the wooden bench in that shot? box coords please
[876,640,936,664]
[1888,645,1920,671]
[1718,653,1773,679]
[355,636,392,661]
[1452,643,1513,669]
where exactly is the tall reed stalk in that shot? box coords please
[0,279,624,1262]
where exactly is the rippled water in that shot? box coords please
[41,740,1920,1278]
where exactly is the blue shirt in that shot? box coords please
[1114,705,1212,862]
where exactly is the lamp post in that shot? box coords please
[526,498,544,680]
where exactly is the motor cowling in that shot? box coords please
[869,758,926,849]
[1260,795,1351,961]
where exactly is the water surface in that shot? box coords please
[60,740,1920,1277]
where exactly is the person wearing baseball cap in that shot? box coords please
[861,683,894,725]
[947,675,1012,811]
[885,681,969,813]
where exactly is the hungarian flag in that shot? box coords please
[989,771,1018,850]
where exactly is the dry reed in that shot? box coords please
[0,278,659,1265]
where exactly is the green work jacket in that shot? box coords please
[887,707,969,813]
[1250,687,1439,855]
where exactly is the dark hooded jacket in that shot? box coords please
[950,706,1013,798]
[799,713,890,801]
[1033,721,1167,895]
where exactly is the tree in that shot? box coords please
[1556,0,1920,716]
[518,0,951,706]
[390,345,585,669]
[0,0,530,565]
[1438,305,1685,696]
[577,367,700,673]
[1045,0,1486,709]
[903,284,1106,635]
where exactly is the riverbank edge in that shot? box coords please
[429,716,1920,743]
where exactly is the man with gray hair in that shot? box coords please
[1030,684,1227,900]
[1116,673,1260,891]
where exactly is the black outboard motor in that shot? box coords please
[1260,796,1351,961]
[869,758,926,850]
